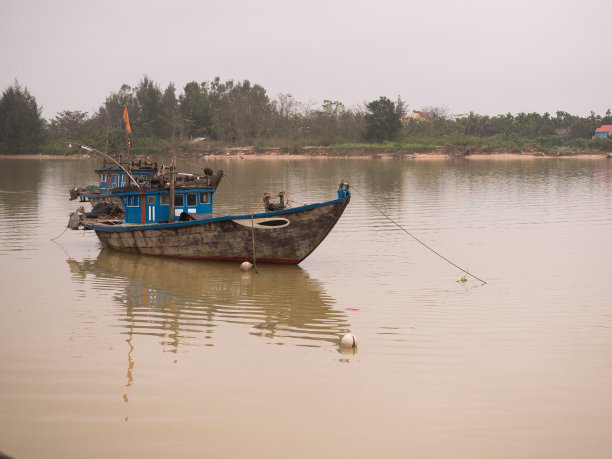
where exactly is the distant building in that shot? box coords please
[402,111,433,123]
[594,125,612,138]
[554,128,570,137]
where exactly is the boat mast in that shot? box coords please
[169,157,176,222]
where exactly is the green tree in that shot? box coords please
[50,110,90,140]
[272,93,302,144]
[209,79,272,144]
[134,75,163,138]
[338,106,366,143]
[306,100,345,145]
[94,84,134,152]
[160,83,181,141]
[179,81,211,139]
[568,118,595,139]
[0,80,46,154]
[364,96,403,143]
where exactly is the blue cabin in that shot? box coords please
[96,161,158,192]
[118,188,216,224]
[97,166,128,191]
[73,161,160,202]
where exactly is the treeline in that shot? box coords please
[0,76,611,155]
[58,76,371,154]
[404,107,612,143]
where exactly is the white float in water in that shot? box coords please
[240,261,253,272]
[341,333,358,348]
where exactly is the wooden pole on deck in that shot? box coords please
[169,157,176,222]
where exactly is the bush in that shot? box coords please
[589,138,612,152]
[533,136,564,148]
[43,139,74,155]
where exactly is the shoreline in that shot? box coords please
[1,148,610,161]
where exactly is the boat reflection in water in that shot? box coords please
[67,250,351,351]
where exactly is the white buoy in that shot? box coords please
[240,261,253,272]
[340,333,358,348]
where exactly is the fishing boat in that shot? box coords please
[69,158,159,206]
[83,160,351,264]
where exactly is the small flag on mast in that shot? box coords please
[123,104,131,134]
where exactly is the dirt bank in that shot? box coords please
[2,146,610,161]
[183,144,610,160]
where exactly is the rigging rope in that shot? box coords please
[249,195,266,274]
[248,192,287,274]
[50,226,69,242]
[352,186,487,285]
[214,171,288,274]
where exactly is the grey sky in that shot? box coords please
[1,0,611,120]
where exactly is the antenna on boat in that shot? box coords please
[78,144,142,190]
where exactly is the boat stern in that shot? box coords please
[338,180,350,199]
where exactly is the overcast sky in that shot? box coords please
[1,0,611,120]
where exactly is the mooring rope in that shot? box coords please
[286,199,305,208]
[50,226,69,242]
[352,186,487,285]
[249,196,266,274]
[248,192,287,274]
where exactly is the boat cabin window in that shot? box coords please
[126,196,139,207]
[147,196,156,205]
[200,193,210,204]
[110,175,118,187]
[160,194,169,205]
[174,194,184,206]
[187,193,197,206]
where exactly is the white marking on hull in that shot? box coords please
[232,217,290,229]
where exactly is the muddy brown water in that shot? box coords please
[1,156,611,458]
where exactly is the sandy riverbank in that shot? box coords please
[1,149,610,161]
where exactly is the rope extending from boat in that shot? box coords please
[352,186,487,285]
[249,196,266,274]
[50,226,69,241]
[248,192,288,273]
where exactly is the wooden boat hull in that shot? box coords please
[88,196,350,264]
